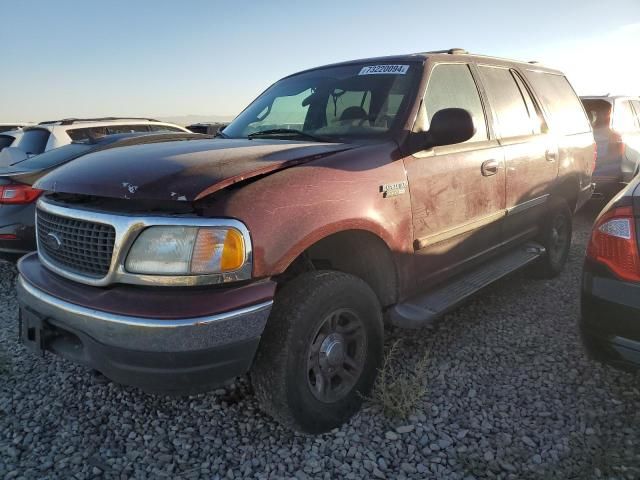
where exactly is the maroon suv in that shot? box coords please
[18,49,594,433]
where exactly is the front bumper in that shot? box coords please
[17,255,274,393]
[580,266,640,372]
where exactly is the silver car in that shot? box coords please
[581,95,640,196]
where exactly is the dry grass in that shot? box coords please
[369,339,431,419]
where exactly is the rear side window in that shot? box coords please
[581,99,612,128]
[613,101,639,132]
[0,135,15,150]
[424,63,488,142]
[106,124,150,134]
[67,127,108,141]
[523,71,591,135]
[149,125,185,132]
[16,129,50,155]
[478,66,538,138]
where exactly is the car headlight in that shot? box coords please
[125,226,247,276]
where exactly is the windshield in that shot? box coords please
[12,143,92,170]
[223,62,421,141]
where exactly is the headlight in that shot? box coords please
[125,226,247,275]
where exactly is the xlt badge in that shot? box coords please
[380,181,408,198]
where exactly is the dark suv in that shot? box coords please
[17,49,594,433]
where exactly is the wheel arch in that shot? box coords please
[277,228,400,308]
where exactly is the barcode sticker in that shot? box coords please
[358,65,409,75]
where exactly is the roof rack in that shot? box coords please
[425,48,468,55]
[38,117,161,126]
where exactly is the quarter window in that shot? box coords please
[423,64,488,142]
[478,66,535,138]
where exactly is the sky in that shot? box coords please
[1,0,639,123]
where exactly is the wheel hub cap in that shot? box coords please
[320,334,346,368]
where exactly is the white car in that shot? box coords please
[11,117,189,156]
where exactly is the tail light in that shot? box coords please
[0,184,43,204]
[586,205,640,282]
[608,131,625,158]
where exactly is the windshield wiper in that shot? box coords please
[247,129,331,142]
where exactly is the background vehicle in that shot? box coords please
[581,96,640,196]
[0,132,207,261]
[4,117,190,158]
[581,177,640,371]
[17,50,593,433]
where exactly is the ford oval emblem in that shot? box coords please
[46,232,63,251]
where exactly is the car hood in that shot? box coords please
[35,138,355,202]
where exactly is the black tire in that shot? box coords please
[531,199,573,278]
[251,270,384,433]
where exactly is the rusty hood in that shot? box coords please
[35,138,355,202]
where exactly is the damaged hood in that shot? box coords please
[35,138,355,202]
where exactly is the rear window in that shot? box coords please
[581,99,612,128]
[15,129,51,155]
[524,71,591,135]
[12,143,92,170]
[0,135,15,150]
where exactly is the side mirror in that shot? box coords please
[412,108,476,151]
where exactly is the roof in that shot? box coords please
[285,49,563,78]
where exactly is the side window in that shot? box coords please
[512,72,547,135]
[106,125,150,134]
[424,64,488,142]
[613,101,639,132]
[522,71,591,135]
[477,66,535,138]
[67,127,108,141]
[149,125,185,132]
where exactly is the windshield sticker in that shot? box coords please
[359,65,409,75]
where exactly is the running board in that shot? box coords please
[389,243,545,329]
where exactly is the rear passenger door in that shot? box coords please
[404,63,506,289]
[477,65,556,244]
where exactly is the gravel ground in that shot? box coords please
[1,200,639,480]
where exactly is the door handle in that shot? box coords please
[481,159,500,176]
[545,149,557,162]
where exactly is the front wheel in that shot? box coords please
[531,199,573,278]
[251,271,384,433]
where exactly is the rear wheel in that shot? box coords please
[531,199,573,278]
[251,271,383,433]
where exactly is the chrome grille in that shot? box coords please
[37,209,116,277]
